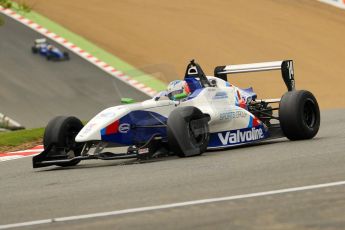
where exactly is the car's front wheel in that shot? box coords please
[63,52,70,60]
[167,106,210,157]
[43,116,84,167]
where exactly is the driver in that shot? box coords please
[166,80,191,101]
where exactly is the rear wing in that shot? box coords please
[214,60,295,91]
[35,38,47,44]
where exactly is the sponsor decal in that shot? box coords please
[209,126,268,148]
[99,111,116,118]
[220,110,247,121]
[213,91,228,99]
[81,123,97,136]
[287,61,295,89]
[118,123,130,133]
[138,148,149,155]
[215,127,265,146]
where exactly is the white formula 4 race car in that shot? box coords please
[33,60,320,168]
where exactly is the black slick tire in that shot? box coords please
[167,106,209,157]
[31,46,38,54]
[279,90,320,140]
[43,116,84,166]
[63,52,70,60]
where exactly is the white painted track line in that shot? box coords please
[1,180,345,229]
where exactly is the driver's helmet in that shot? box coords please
[47,45,53,50]
[167,80,190,100]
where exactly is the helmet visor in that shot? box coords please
[167,89,184,100]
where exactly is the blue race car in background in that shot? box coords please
[31,38,69,61]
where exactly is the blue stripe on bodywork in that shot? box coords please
[101,110,168,145]
[240,87,257,101]
[247,116,253,128]
[101,127,106,136]
[185,77,202,93]
[235,91,239,106]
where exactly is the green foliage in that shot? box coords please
[17,1,31,13]
[0,1,32,26]
[0,0,31,12]
[0,127,44,147]
[0,0,12,8]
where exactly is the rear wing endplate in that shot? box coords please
[214,60,295,91]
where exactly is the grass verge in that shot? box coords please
[0,127,44,152]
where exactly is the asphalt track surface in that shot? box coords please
[0,109,344,229]
[0,15,148,128]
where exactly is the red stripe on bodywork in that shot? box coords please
[253,117,260,127]
[106,120,119,135]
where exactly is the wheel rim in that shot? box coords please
[303,99,317,128]
[189,119,208,147]
[65,125,81,152]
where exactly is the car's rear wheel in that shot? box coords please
[31,46,38,54]
[279,90,320,140]
[44,116,84,167]
[167,106,209,157]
